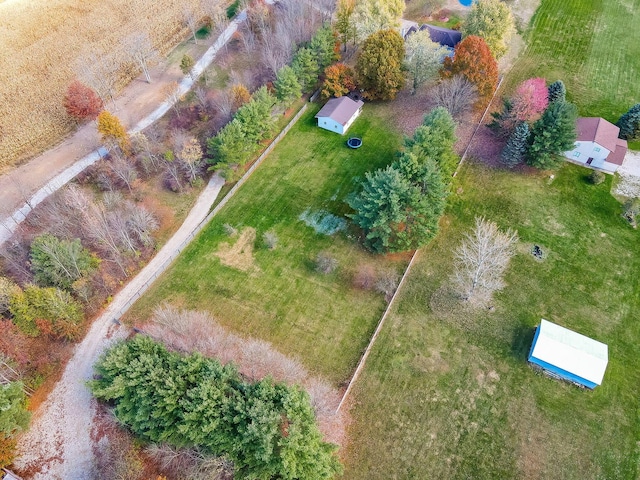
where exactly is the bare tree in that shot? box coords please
[163,81,182,118]
[123,32,158,83]
[452,217,518,305]
[183,8,200,45]
[193,85,209,109]
[211,89,234,121]
[107,155,137,192]
[76,51,120,110]
[434,75,478,117]
[177,136,204,182]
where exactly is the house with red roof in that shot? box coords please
[564,117,628,173]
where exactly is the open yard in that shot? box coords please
[507,0,640,121]
[127,106,408,384]
[342,161,640,479]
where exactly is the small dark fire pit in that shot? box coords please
[347,137,362,149]
[532,245,544,260]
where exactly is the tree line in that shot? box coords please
[90,336,342,479]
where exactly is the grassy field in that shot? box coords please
[507,0,640,121]
[127,106,408,384]
[342,161,640,479]
[0,0,226,171]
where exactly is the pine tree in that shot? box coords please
[405,107,458,178]
[501,121,530,167]
[274,66,302,104]
[0,381,30,469]
[310,25,339,70]
[616,103,640,140]
[291,47,320,92]
[356,29,405,101]
[526,101,578,169]
[180,54,195,78]
[547,80,566,103]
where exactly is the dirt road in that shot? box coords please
[0,11,245,246]
[13,173,225,479]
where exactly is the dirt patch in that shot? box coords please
[214,227,259,273]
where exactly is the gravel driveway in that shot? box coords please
[13,174,224,479]
[613,151,640,198]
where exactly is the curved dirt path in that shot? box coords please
[13,173,225,479]
[0,11,246,246]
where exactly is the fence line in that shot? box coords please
[336,249,420,413]
[112,104,308,320]
[453,75,505,178]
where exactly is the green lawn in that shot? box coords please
[127,106,407,384]
[507,0,640,121]
[342,162,640,479]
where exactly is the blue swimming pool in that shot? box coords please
[459,0,473,5]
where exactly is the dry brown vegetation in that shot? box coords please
[143,305,349,447]
[0,0,225,172]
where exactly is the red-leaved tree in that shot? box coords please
[512,77,548,122]
[63,80,104,122]
[321,63,357,99]
[442,35,498,109]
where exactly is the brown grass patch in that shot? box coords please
[214,226,259,273]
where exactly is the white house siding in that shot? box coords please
[342,108,362,133]
[564,140,610,166]
[317,117,344,135]
[600,161,619,173]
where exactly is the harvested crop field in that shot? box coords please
[0,0,225,172]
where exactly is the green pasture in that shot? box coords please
[508,0,640,121]
[127,106,408,384]
[343,162,640,479]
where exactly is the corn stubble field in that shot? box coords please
[0,0,224,173]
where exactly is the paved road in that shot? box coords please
[13,173,225,479]
[0,11,245,246]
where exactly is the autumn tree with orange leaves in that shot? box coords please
[63,80,104,122]
[442,35,498,109]
[321,63,357,99]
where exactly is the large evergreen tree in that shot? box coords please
[90,336,342,479]
[274,66,302,104]
[310,25,339,70]
[501,121,530,167]
[291,47,320,92]
[461,0,515,59]
[526,101,578,169]
[616,103,640,140]
[356,29,405,101]
[405,107,458,178]
[547,80,566,103]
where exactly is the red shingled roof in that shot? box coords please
[606,138,628,166]
[576,117,620,152]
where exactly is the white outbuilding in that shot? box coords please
[528,319,608,389]
[315,96,364,135]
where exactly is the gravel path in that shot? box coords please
[614,151,640,198]
[13,173,225,479]
[0,11,245,247]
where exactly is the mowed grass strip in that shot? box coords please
[127,106,407,384]
[507,0,640,120]
[342,162,640,479]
